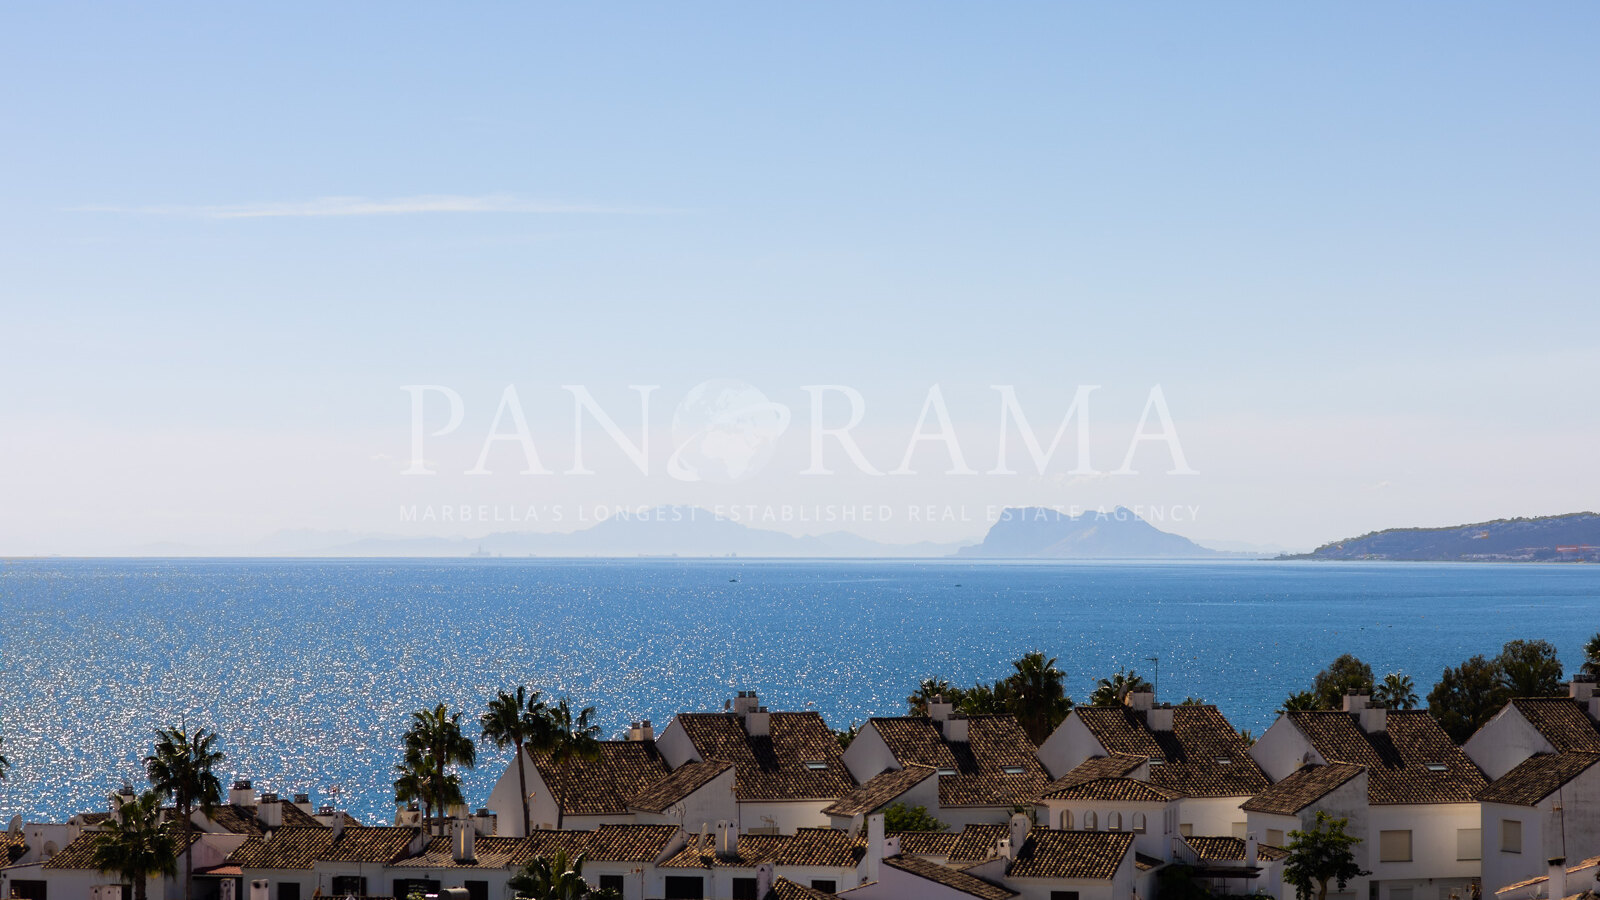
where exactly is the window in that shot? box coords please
[331,879,366,898]
[1061,809,1074,830]
[1216,757,1233,765]
[805,761,829,771]
[732,878,758,900]
[811,881,837,893]
[1501,819,1523,854]
[1132,813,1147,833]
[1267,829,1286,847]
[664,876,705,900]
[1457,828,1482,861]
[10,881,48,900]
[1052,892,1081,900]
[1425,763,1448,772]
[1002,766,1027,775]
[1231,821,1247,839]
[1084,811,1098,830]
[393,880,439,900]
[464,882,488,900]
[1391,890,1413,900]
[278,885,300,900]
[1108,812,1123,831]
[937,768,957,776]
[1379,830,1413,862]
[1179,823,1193,837]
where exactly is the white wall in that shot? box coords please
[841,725,899,783]
[631,767,739,835]
[739,800,833,834]
[1465,707,1555,782]
[1035,713,1106,780]
[1179,796,1250,839]
[655,720,700,770]
[1251,717,1323,781]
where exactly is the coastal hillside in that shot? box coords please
[1285,512,1600,562]
[957,507,1224,558]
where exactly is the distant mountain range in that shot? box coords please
[127,504,1242,559]
[1282,512,1600,562]
[957,506,1228,559]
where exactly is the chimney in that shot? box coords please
[637,719,654,742]
[474,808,497,837]
[1127,690,1155,712]
[866,813,886,882]
[942,713,970,743]
[716,820,736,860]
[733,691,760,716]
[111,784,136,821]
[883,834,901,858]
[1589,696,1600,722]
[330,809,344,841]
[928,695,954,722]
[452,817,475,863]
[1549,857,1568,900]
[258,793,283,828]
[1010,812,1031,856]
[230,780,258,807]
[745,706,770,737]
[1570,677,1596,702]
[1245,833,1259,866]
[292,794,314,817]
[1361,706,1388,733]
[756,863,773,899]
[1147,706,1175,732]
[1342,693,1371,714]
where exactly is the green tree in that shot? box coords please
[1281,690,1321,713]
[907,678,961,716]
[1283,811,1368,900]
[1428,655,1508,743]
[1005,651,1071,744]
[402,704,477,835]
[1496,639,1564,698]
[144,727,224,900]
[508,848,597,900]
[91,790,178,900]
[481,686,551,837]
[958,680,1010,716]
[881,802,948,833]
[1372,673,1418,710]
[834,722,859,751]
[1311,655,1374,710]
[1088,669,1153,708]
[545,699,601,830]
[0,733,9,783]
[1582,632,1600,677]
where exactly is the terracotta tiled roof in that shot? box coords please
[1495,856,1600,895]
[1240,764,1366,815]
[658,831,791,869]
[628,760,732,813]
[45,829,202,870]
[768,879,841,900]
[230,827,338,869]
[389,836,539,869]
[885,855,1018,900]
[518,830,591,860]
[2,831,27,864]
[1509,700,1600,752]
[1185,836,1289,862]
[675,713,854,802]
[1286,711,1486,804]
[1038,755,1146,796]
[584,824,680,863]
[1006,830,1133,880]
[947,824,1008,863]
[1478,753,1600,806]
[207,803,328,835]
[1075,707,1269,798]
[317,826,420,863]
[891,831,960,858]
[1135,852,1165,871]
[1040,777,1183,803]
[534,741,671,817]
[771,827,865,868]
[867,716,1049,808]
[822,766,937,817]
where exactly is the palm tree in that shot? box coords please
[0,733,9,783]
[508,848,592,900]
[1089,669,1154,708]
[544,699,601,830]
[1006,651,1070,744]
[1281,690,1321,713]
[1372,672,1418,710]
[906,678,958,716]
[402,704,477,834]
[1584,633,1600,677]
[145,727,223,900]
[481,687,550,837]
[93,789,179,900]
[393,755,432,828]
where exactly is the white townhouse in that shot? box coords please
[1250,694,1487,900]
[485,723,672,835]
[1036,691,1270,839]
[1463,678,1600,897]
[840,700,1050,829]
[656,821,865,898]
[655,693,856,834]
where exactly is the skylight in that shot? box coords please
[937,768,957,776]
[1002,765,1027,775]
[1425,763,1448,772]
[805,761,829,771]
[1215,757,1233,765]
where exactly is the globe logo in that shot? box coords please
[667,379,791,483]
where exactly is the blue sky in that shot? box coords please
[3,4,1597,553]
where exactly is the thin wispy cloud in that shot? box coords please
[72,194,671,219]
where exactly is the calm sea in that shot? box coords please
[2,558,1597,824]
